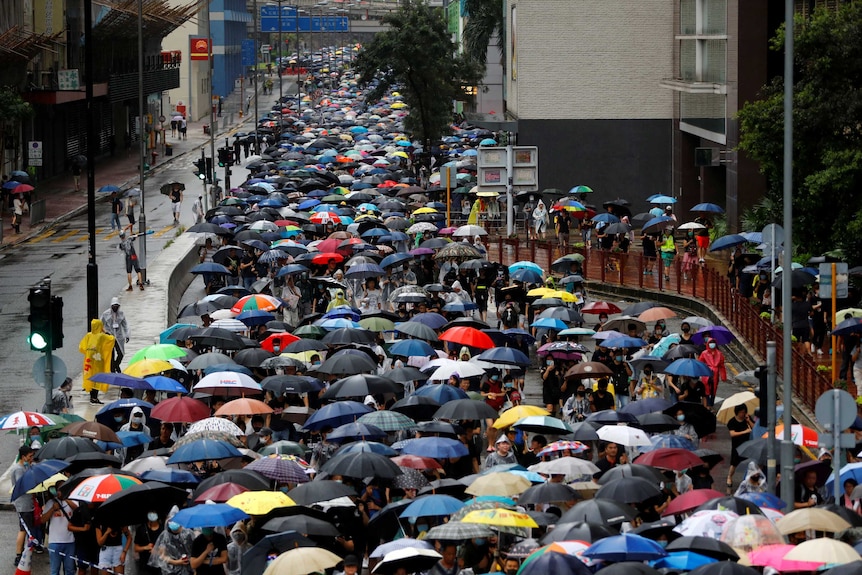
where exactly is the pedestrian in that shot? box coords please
[118,231,145,291]
[726,404,753,493]
[554,209,571,250]
[71,163,82,191]
[80,318,114,405]
[189,526,228,575]
[483,435,517,470]
[124,191,137,232]
[133,511,164,575]
[673,408,699,447]
[100,297,129,372]
[170,117,178,138]
[659,228,676,282]
[168,184,183,224]
[150,516,194,575]
[698,337,727,406]
[110,192,123,231]
[179,116,187,139]
[191,195,204,224]
[41,479,77,575]
[47,377,73,415]
[12,445,37,566]
[12,193,24,234]
[682,230,697,280]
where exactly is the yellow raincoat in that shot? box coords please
[467,200,481,225]
[79,318,115,393]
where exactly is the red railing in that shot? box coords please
[486,238,834,411]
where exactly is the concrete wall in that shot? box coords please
[165,234,202,326]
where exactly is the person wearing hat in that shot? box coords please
[483,435,517,470]
[337,554,361,575]
[255,427,274,452]
[118,230,145,291]
[101,297,130,373]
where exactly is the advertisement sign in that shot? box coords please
[190,37,210,61]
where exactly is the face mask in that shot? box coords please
[491,376,499,381]
[147,512,158,522]
[114,416,124,423]
[708,342,717,349]
[167,521,180,533]
[546,360,553,366]
[577,391,585,397]
[48,486,58,497]
[682,326,690,333]
[232,532,246,544]
[644,370,652,375]
[132,415,143,422]
[677,414,685,422]
[657,540,669,548]
[473,539,486,546]
[615,356,623,362]
[416,524,428,533]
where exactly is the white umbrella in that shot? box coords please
[529,457,599,482]
[423,359,487,381]
[121,455,169,474]
[674,509,739,539]
[209,309,238,320]
[188,417,245,436]
[677,222,706,230]
[211,318,248,333]
[372,547,442,575]
[453,225,488,237]
[244,154,263,166]
[596,425,652,447]
[716,391,760,424]
[263,547,342,575]
[193,371,262,395]
[407,222,438,234]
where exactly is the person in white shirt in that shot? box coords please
[41,481,77,575]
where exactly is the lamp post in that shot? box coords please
[252,0,260,154]
[137,0,148,283]
[277,0,284,106]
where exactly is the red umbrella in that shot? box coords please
[312,252,344,265]
[390,455,443,470]
[439,326,495,350]
[581,301,622,315]
[635,448,704,471]
[194,482,250,503]
[150,396,210,423]
[310,212,341,224]
[261,332,301,353]
[315,238,342,253]
[11,183,34,194]
[662,488,726,516]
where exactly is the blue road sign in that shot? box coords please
[242,39,256,67]
[260,8,347,33]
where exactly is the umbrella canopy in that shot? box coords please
[150,396,209,423]
[262,547,342,575]
[94,481,188,526]
[784,538,861,566]
[172,503,250,528]
[67,473,143,502]
[245,455,310,484]
[517,549,592,575]
[776,507,852,534]
[168,439,242,464]
[433,399,499,421]
[226,490,295,515]
[372,547,443,575]
[286,480,358,505]
[399,495,465,518]
[558,498,636,526]
[582,534,669,562]
[518,482,581,506]
[322,451,403,478]
[241,531,316,575]
[464,473,531,497]
[663,489,727,516]
[595,477,662,503]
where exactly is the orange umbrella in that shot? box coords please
[638,307,677,322]
[215,397,274,416]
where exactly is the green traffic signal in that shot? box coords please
[28,332,48,350]
[28,286,51,352]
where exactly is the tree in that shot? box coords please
[462,0,505,70]
[738,3,862,264]
[354,0,481,148]
[0,87,34,178]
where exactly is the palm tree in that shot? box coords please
[462,0,505,71]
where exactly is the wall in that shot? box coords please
[165,234,202,326]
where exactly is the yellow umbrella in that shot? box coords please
[123,358,173,378]
[226,491,295,515]
[412,207,438,215]
[391,151,409,158]
[476,190,499,197]
[775,508,851,535]
[548,290,578,303]
[783,538,860,566]
[27,473,67,494]
[460,508,538,528]
[835,308,862,324]
[284,351,319,363]
[716,391,760,424]
[527,288,556,298]
[464,473,531,497]
[391,102,407,110]
[263,547,342,575]
[493,405,550,429]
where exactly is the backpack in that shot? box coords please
[502,305,518,328]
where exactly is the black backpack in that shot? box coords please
[502,306,518,327]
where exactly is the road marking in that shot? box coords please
[51,230,81,243]
[27,230,58,244]
[104,230,120,240]
[152,225,176,238]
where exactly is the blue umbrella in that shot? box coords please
[160,323,201,344]
[409,313,448,329]
[531,317,568,331]
[400,437,468,458]
[276,264,310,277]
[172,503,249,528]
[582,534,668,562]
[503,328,537,344]
[116,431,152,447]
[414,384,468,404]
[326,422,387,443]
[517,550,591,575]
[737,491,787,510]
[650,195,677,204]
[141,469,200,485]
[640,434,697,452]
[399,495,465,518]
[390,339,436,357]
[168,439,242,464]
[98,185,121,193]
[381,253,413,268]
[510,267,543,284]
[189,262,231,276]
[509,261,544,274]
[11,459,70,500]
[236,310,276,327]
[592,213,621,224]
[303,401,373,431]
[476,347,531,366]
[442,300,479,312]
[317,318,362,330]
[602,336,649,349]
[642,215,675,232]
[95,399,153,427]
[663,358,712,378]
[831,318,862,337]
[2,180,20,189]
[323,308,361,321]
[709,234,749,252]
[335,440,398,457]
[202,363,254,376]
[619,397,672,416]
[345,263,385,279]
[90,372,150,390]
[691,203,725,213]
[651,551,717,571]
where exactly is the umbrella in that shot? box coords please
[35,436,103,461]
[666,536,738,561]
[539,521,616,544]
[321,374,400,400]
[401,437,468,459]
[636,413,680,433]
[245,456,310,484]
[434,399,499,421]
[94,481,188,526]
[0,411,55,429]
[413,382,470,401]
[518,482,581,506]
[529,458,599,482]
[314,352,378,375]
[399,495,465,518]
[513,416,573,435]
[558,498,636,526]
[784,538,861,566]
[582,534,668,562]
[139,469,199,486]
[168,439,242,464]
[663,402,717,437]
[193,371,262,395]
[303,401,373,431]
[11,459,71,501]
[425,521,494,541]
[62,421,122,444]
[150,396,209,423]
[493,405,551,429]
[595,477,662,503]
[286,480,358,505]
[461,508,538,528]
[262,547,343,575]
[695,496,765,516]
[596,426,651,447]
[215,398,273,417]
[372,547,443,575]
[564,362,614,379]
[173,503,250,529]
[464,473,531,497]
[357,411,416,432]
[394,321,439,341]
[391,455,442,470]
[321,451,403,478]
[241,531,316,575]
[226,490,295,515]
[188,417,245,436]
[439,326,495,349]
[517,550,592,575]
[652,551,717,571]
[776,507,851,534]
[391,395,442,420]
[636,448,704,471]
[674,509,739,538]
[663,358,712,377]
[663,489,726,516]
[67,473,143,502]
[716,392,759,424]
[327,421,387,443]
[748,544,823,572]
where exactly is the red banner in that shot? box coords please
[190,37,210,61]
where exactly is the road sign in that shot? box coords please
[761,223,784,247]
[815,389,856,431]
[242,39,256,66]
[476,146,539,193]
[28,141,42,167]
[819,262,849,299]
[440,166,455,188]
[260,9,348,33]
[32,356,67,389]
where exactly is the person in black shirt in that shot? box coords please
[726,404,753,493]
[590,378,615,412]
[678,377,707,407]
[68,501,99,575]
[795,469,825,509]
[594,441,624,479]
[555,211,571,249]
[541,358,562,416]
[134,512,164,575]
[190,527,228,575]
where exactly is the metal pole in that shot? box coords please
[208,6,216,201]
[766,340,777,491]
[296,6,302,116]
[84,0,98,323]
[832,262,838,380]
[43,278,54,411]
[253,0,260,155]
[779,0,795,510]
[505,145,514,237]
[278,0,284,106]
[833,389,842,502]
[137,0,148,284]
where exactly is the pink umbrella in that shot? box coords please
[748,544,823,572]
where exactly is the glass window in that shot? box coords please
[680,0,697,34]
[703,39,726,83]
[680,40,697,81]
[680,92,726,136]
[703,0,727,35]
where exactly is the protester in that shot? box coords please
[100,297,130,373]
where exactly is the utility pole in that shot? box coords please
[84,0,98,323]
[207,4,216,206]
[137,0,149,284]
[253,0,260,154]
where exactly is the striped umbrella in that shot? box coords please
[67,473,142,502]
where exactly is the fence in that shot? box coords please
[485,238,834,412]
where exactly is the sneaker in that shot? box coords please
[90,398,104,405]
[34,546,44,554]
[817,349,823,356]
[125,285,133,291]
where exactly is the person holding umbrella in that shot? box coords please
[12,446,36,566]
[41,479,77,575]
[698,337,727,406]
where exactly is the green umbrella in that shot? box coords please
[128,344,188,364]
[359,317,395,332]
[357,410,416,432]
[293,325,326,339]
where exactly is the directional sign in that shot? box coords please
[242,39,256,67]
[260,10,348,33]
[819,262,849,299]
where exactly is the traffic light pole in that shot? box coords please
[199,149,208,206]
[224,138,232,192]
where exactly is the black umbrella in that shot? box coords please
[817,503,862,528]
[368,499,413,542]
[320,374,400,400]
[663,344,701,360]
[415,421,461,438]
[620,302,660,316]
[636,412,680,433]
[390,395,441,420]
[540,521,616,544]
[321,451,403,479]
[188,222,233,236]
[321,327,377,346]
[736,438,781,468]
[418,478,467,498]
[189,327,246,350]
[537,307,584,324]
[518,482,581,506]
[36,436,103,461]
[694,448,725,469]
[178,300,226,318]
[160,181,185,195]
[596,564,663,575]
[193,469,269,498]
[663,401,717,437]
[386,366,428,384]
[687,562,760,575]
[313,353,378,375]
[585,410,639,428]
[63,452,123,474]
[629,519,680,541]
[233,348,276,368]
[558,498,636,526]
[695,496,764,516]
[286,480,358,505]
[772,269,817,289]
[594,477,661,503]
[95,481,188,526]
[666,536,739,561]
[559,422,600,442]
[433,399,499,421]
[261,374,323,395]
[261,514,340,536]
[597,464,665,486]
[283,339,328,353]
[394,321,439,341]
[241,531,316,575]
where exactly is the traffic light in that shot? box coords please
[193,158,206,181]
[27,285,51,351]
[205,157,213,183]
[217,147,231,167]
[51,296,64,350]
[754,365,768,426]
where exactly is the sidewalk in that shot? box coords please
[0,83,260,248]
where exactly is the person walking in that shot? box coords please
[47,377,73,415]
[80,318,114,405]
[12,194,24,234]
[119,231,145,291]
[100,297,130,372]
[191,195,204,224]
[659,228,677,282]
[532,200,548,240]
[168,184,183,224]
[12,445,37,566]
[110,192,123,231]
[698,337,727,406]
[179,116,187,140]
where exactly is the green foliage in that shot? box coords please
[0,86,33,123]
[737,3,862,265]
[354,0,481,147]
[462,0,505,69]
